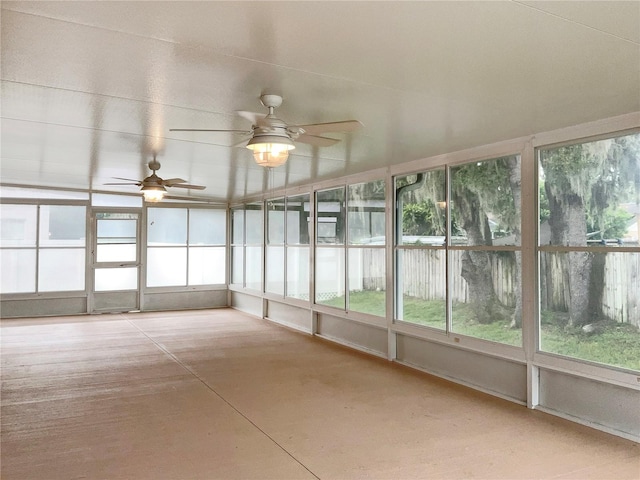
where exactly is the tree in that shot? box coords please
[450,157,519,324]
[402,202,443,236]
[540,133,640,327]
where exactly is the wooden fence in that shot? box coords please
[362,249,639,326]
[362,249,516,305]
[540,252,640,326]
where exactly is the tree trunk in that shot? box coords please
[460,250,506,323]
[588,253,606,320]
[545,184,594,327]
[454,189,507,324]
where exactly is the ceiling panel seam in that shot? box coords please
[511,1,640,46]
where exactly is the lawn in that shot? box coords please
[320,290,640,371]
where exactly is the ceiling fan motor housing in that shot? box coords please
[142,172,164,187]
[250,109,296,148]
[260,94,283,109]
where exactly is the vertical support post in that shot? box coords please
[521,139,539,408]
[386,170,396,360]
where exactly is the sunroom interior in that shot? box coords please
[1,0,639,448]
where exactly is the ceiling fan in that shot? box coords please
[105,155,205,202]
[170,94,363,167]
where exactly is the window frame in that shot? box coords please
[0,198,88,296]
[534,131,640,374]
[145,204,227,289]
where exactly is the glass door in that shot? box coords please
[90,211,140,312]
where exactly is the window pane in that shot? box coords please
[539,134,639,247]
[147,208,187,245]
[92,193,141,207]
[396,170,446,246]
[146,247,187,287]
[0,204,37,246]
[39,249,85,291]
[245,246,262,290]
[315,247,345,308]
[231,208,244,244]
[348,180,385,245]
[94,267,137,291]
[188,247,225,285]
[231,246,243,286]
[0,249,36,293]
[245,203,263,244]
[267,199,285,244]
[189,209,225,245]
[265,245,285,295]
[540,251,640,371]
[450,250,522,346]
[348,248,385,316]
[96,244,136,263]
[286,194,310,245]
[96,219,137,262]
[317,188,345,245]
[39,205,86,246]
[97,219,136,240]
[286,246,309,300]
[450,156,521,246]
[395,248,446,330]
[538,132,640,372]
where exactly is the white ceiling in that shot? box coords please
[1,1,639,202]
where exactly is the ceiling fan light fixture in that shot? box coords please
[246,134,295,168]
[141,184,167,202]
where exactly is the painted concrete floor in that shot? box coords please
[1,308,638,479]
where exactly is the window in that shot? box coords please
[395,170,447,330]
[0,204,86,293]
[245,202,263,291]
[315,188,346,308]
[146,207,225,287]
[266,198,285,295]
[38,205,86,292]
[449,156,522,346]
[538,132,640,371]
[286,194,310,300]
[394,156,522,347]
[229,203,263,291]
[347,180,386,316]
[315,180,386,316]
[230,207,244,286]
[1,204,37,293]
[188,209,226,285]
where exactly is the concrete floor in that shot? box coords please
[1,308,638,479]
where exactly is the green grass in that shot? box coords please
[540,316,640,371]
[321,291,640,371]
[400,297,522,346]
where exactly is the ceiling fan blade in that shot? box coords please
[104,182,140,186]
[237,111,267,126]
[161,178,187,186]
[112,177,142,182]
[168,183,206,190]
[296,134,340,147]
[292,120,363,136]
[169,128,252,134]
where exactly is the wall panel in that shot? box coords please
[266,300,312,333]
[1,296,87,318]
[538,368,640,439]
[230,291,263,317]
[396,333,527,403]
[143,290,227,311]
[316,313,387,357]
